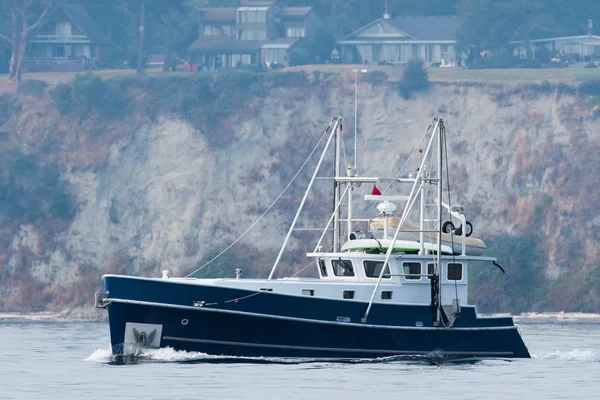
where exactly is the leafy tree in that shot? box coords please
[0,0,54,84]
[288,47,310,66]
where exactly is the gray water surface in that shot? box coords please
[0,322,599,399]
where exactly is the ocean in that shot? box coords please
[0,321,598,400]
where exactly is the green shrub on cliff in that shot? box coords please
[50,72,127,119]
[469,233,547,313]
[399,60,430,99]
[50,84,73,115]
[0,150,74,223]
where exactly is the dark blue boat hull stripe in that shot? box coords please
[162,335,514,357]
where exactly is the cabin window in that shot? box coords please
[363,261,391,279]
[332,259,355,277]
[403,262,421,280]
[448,263,463,281]
[260,288,273,291]
[427,263,435,280]
[318,259,328,277]
[343,290,355,299]
[301,289,314,296]
[381,291,393,300]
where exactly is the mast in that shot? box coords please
[436,119,444,325]
[333,120,342,252]
[346,164,353,240]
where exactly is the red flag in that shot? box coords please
[371,185,381,196]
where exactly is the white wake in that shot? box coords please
[85,346,213,363]
[533,349,600,362]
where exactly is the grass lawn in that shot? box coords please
[0,69,163,93]
[3,64,600,94]
[286,64,600,84]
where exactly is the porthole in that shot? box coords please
[181,318,189,326]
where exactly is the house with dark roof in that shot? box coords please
[25,4,110,73]
[511,20,600,63]
[337,15,459,66]
[188,0,322,69]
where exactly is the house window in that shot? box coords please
[255,29,266,40]
[363,261,390,279]
[441,44,449,63]
[56,21,72,37]
[264,49,287,64]
[318,259,328,277]
[448,263,463,281]
[256,10,267,23]
[427,263,435,280]
[241,29,266,40]
[204,25,228,37]
[237,10,246,23]
[53,45,65,58]
[286,27,305,37]
[332,259,354,277]
[381,291,393,300]
[343,290,355,299]
[411,45,420,60]
[403,262,421,280]
[301,289,314,296]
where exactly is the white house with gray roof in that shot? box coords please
[338,16,459,66]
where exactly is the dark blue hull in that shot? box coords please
[102,276,531,359]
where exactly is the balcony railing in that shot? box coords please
[29,34,90,43]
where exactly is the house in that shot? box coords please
[337,15,459,66]
[188,0,322,69]
[147,54,166,70]
[25,4,110,73]
[511,20,600,63]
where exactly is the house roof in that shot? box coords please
[511,35,600,44]
[281,7,312,18]
[148,54,166,63]
[389,16,458,41]
[240,0,276,6]
[60,4,110,44]
[340,16,457,43]
[198,8,236,22]
[188,37,301,53]
[261,37,301,49]
[188,37,265,53]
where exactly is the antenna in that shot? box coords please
[352,69,367,176]
[383,0,390,19]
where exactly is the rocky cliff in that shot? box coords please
[1,72,599,316]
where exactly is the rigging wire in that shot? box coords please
[441,122,461,309]
[185,123,333,278]
[194,185,351,305]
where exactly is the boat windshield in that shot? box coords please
[332,259,354,276]
[363,260,391,279]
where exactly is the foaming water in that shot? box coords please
[84,346,472,366]
[85,347,113,362]
[534,349,600,362]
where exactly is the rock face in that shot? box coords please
[0,76,599,313]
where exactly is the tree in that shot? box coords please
[398,59,429,99]
[0,0,54,84]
